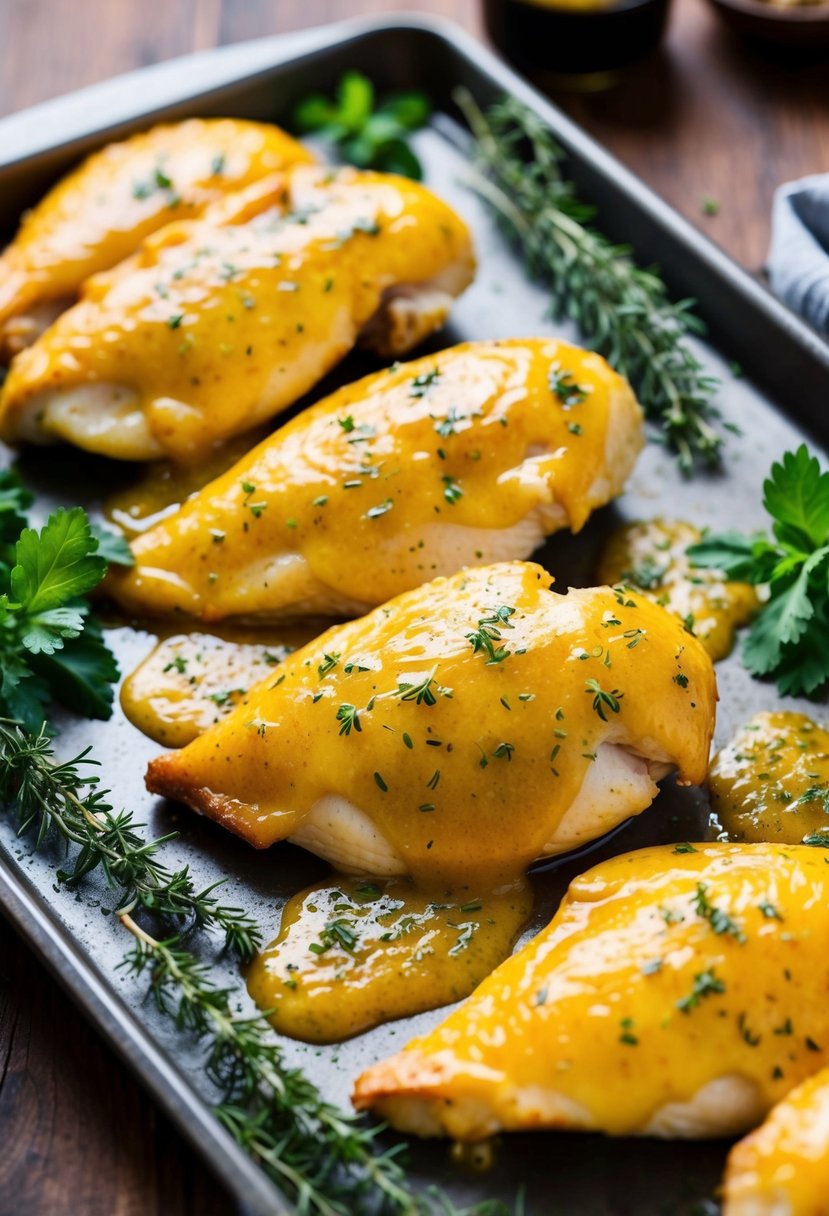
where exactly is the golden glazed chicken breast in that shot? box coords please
[108,339,644,622]
[722,1067,829,1216]
[145,562,715,884]
[354,844,829,1141]
[0,166,475,463]
[0,118,313,360]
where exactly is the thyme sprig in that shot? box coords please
[119,917,425,1216]
[0,720,260,954]
[0,719,510,1215]
[456,91,724,474]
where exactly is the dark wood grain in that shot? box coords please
[1,1,828,1213]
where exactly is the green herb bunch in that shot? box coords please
[0,470,130,730]
[457,93,724,474]
[688,444,829,696]
[0,720,510,1216]
[293,70,431,180]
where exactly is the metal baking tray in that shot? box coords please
[2,15,829,1215]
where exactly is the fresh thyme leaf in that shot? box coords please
[585,677,623,722]
[0,721,261,950]
[688,444,829,697]
[293,71,431,180]
[0,720,513,1216]
[466,605,516,664]
[456,91,723,474]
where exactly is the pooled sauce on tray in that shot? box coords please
[246,875,533,1043]
[709,712,829,844]
[596,519,757,661]
[106,427,271,536]
[121,628,313,746]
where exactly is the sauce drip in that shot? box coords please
[596,519,757,661]
[105,426,271,537]
[709,711,829,844]
[246,875,532,1044]
[121,627,313,747]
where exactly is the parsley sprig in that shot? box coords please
[293,71,431,180]
[0,475,130,730]
[457,92,723,474]
[688,445,829,696]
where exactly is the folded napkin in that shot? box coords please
[768,174,829,338]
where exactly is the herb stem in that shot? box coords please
[455,89,724,474]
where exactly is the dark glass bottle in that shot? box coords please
[483,0,671,89]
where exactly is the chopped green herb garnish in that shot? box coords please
[677,968,725,1013]
[585,678,623,722]
[466,605,516,665]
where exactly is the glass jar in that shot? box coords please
[483,0,672,89]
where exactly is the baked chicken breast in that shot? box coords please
[354,843,829,1141]
[145,561,715,883]
[108,338,644,622]
[0,165,475,463]
[0,118,312,360]
[722,1066,829,1216]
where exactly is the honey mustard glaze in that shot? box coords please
[146,562,716,888]
[722,1066,829,1215]
[108,339,643,623]
[596,519,757,661]
[246,875,532,1043]
[0,119,313,359]
[141,560,714,1043]
[0,166,474,463]
[121,628,313,748]
[354,844,829,1142]
[709,712,829,844]
[105,426,272,537]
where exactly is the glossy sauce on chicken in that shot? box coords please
[596,519,757,661]
[722,1066,829,1215]
[106,425,272,536]
[108,339,643,622]
[709,711,829,844]
[139,561,713,1041]
[246,875,532,1043]
[145,562,716,886]
[0,119,313,358]
[354,844,829,1142]
[0,167,474,462]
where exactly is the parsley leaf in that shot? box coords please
[293,71,431,180]
[11,507,106,611]
[0,468,33,577]
[688,445,829,697]
[764,445,829,551]
[0,504,122,730]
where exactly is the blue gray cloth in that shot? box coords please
[768,174,829,339]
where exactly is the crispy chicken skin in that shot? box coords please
[145,561,715,884]
[107,338,644,622]
[0,118,313,360]
[353,844,829,1142]
[723,1068,829,1216]
[0,166,475,463]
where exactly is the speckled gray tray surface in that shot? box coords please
[1,16,828,1216]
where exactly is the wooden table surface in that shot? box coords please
[1,1,828,1213]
